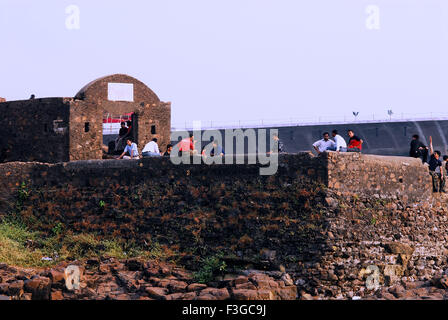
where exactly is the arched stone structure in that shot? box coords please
[0,75,171,163]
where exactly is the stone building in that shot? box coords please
[0,74,171,163]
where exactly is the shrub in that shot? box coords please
[193,253,227,284]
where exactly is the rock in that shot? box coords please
[181,292,197,300]
[274,286,297,300]
[126,259,144,271]
[389,285,405,298]
[384,243,415,255]
[7,280,24,297]
[257,290,274,300]
[281,273,294,286]
[233,276,249,285]
[0,295,10,300]
[232,289,258,300]
[167,280,188,293]
[235,282,257,290]
[260,249,276,261]
[145,287,168,300]
[24,277,52,300]
[166,293,184,300]
[438,275,448,289]
[325,197,339,209]
[51,291,64,300]
[187,283,207,292]
[198,288,230,300]
[196,293,217,300]
[299,293,314,300]
[49,270,65,285]
[0,284,8,295]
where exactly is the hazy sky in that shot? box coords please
[1,0,448,126]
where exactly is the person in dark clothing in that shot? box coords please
[347,130,363,152]
[119,122,128,138]
[211,141,225,156]
[428,136,445,193]
[409,134,428,163]
[115,122,129,153]
[163,144,173,157]
[270,133,285,154]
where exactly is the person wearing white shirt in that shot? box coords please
[313,132,336,155]
[331,130,347,152]
[142,138,161,157]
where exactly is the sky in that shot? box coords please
[1,0,448,127]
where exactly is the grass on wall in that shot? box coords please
[0,220,165,268]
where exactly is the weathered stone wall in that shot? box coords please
[74,74,172,155]
[0,75,171,163]
[0,98,70,163]
[326,153,432,203]
[68,99,103,161]
[0,153,444,299]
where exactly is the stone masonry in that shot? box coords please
[0,152,444,299]
[0,74,171,163]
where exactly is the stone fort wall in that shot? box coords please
[0,153,443,298]
[0,74,171,164]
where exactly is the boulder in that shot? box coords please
[24,277,51,300]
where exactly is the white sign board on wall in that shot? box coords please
[107,83,134,102]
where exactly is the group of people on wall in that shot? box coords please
[117,138,173,160]
[409,135,447,193]
[113,124,446,194]
[312,129,363,154]
[311,130,446,194]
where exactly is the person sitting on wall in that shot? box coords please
[409,134,429,164]
[163,144,173,157]
[118,138,140,160]
[142,138,161,157]
[313,132,336,155]
[202,140,225,159]
[331,130,347,152]
[178,134,196,155]
[347,129,363,152]
[114,122,129,153]
[211,141,225,157]
[428,136,445,193]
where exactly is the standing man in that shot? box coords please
[118,139,140,160]
[409,134,428,163]
[428,136,445,193]
[268,134,285,154]
[313,132,336,155]
[142,138,161,157]
[331,130,347,152]
[115,122,129,153]
[347,129,363,152]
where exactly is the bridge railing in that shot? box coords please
[171,112,448,131]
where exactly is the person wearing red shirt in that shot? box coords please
[179,134,195,154]
[347,129,363,152]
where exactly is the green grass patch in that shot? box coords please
[0,220,166,268]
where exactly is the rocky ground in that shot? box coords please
[0,258,297,300]
[2,257,448,300]
[300,276,448,300]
